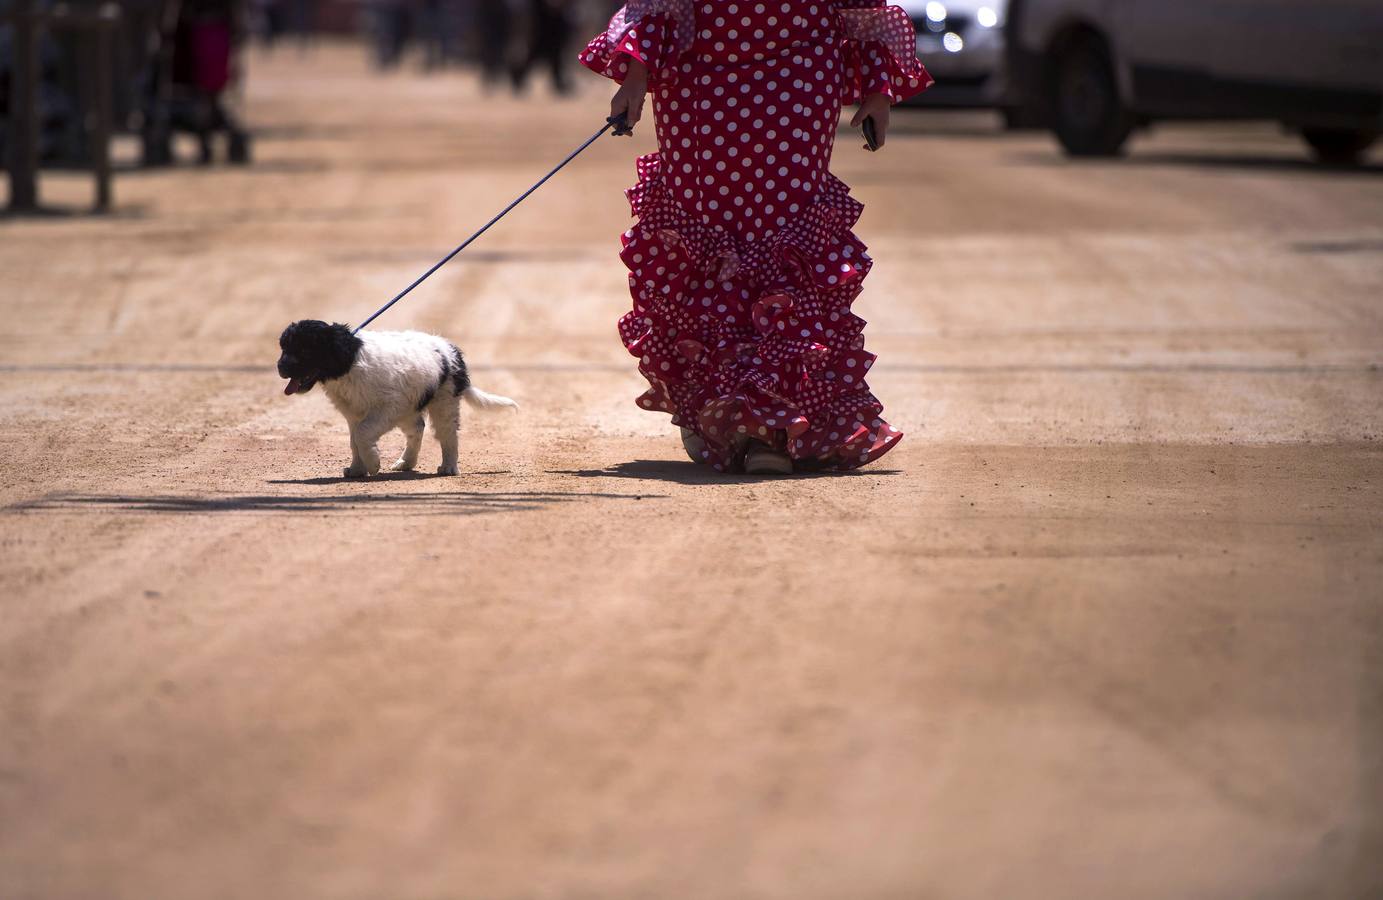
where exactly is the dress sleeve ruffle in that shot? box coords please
[834,2,935,104]
[578,0,695,84]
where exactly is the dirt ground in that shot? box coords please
[2,44,1381,899]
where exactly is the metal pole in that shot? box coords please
[7,0,41,211]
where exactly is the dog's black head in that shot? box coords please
[277,320,362,395]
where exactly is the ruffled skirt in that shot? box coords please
[616,44,904,472]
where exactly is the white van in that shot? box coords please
[1005,0,1383,163]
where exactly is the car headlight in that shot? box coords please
[977,6,998,28]
[926,2,947,23]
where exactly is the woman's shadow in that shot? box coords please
[551,459,902,485]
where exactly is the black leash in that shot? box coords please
[351,114,634,336]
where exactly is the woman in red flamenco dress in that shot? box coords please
[580,1,932,474]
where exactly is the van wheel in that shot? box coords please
[1302,128,1378,166]
[1051,35,1132,157]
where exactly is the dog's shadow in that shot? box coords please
[551,459,903,485]
[266,471,471,486]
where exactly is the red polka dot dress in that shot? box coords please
[581,1,932,471]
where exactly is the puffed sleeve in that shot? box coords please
[834,1,934,105]
[579,1,696,85]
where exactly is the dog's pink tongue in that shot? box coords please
[284,378,302,396]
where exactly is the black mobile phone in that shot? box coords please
[862,116,880,152]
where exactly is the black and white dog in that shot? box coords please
[277,320,517,477]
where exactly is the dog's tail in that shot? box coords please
[462,386,519,411]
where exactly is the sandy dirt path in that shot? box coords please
[2,44,1381,899]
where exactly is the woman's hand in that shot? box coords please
[850,92,892,150]
[610,58,650,129]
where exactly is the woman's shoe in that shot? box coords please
[681,427,708,464]
[744,443,794,475]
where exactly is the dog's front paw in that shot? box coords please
[436,463,459,476]
[344,465,369,479]
[390,458,416,473]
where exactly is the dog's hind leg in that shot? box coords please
[345,413,393,477]
[391,415,426,472]
[429,396,461,476]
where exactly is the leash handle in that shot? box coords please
[352,114,632,335]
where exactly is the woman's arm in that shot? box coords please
[578,2,693,83]
[578,2,695,132]
[833,1,934,149]
[610,58,650,128]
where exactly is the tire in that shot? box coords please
[1302,128,1377,166]
[1050,35,1132,157]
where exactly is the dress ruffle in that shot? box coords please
[578,1,692,84]
[579,14,678,83]
[838,6,935,104]
[604,0,695,59]
[616,153,903,472]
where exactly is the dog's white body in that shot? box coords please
[322,330,516,477]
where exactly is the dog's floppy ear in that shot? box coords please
[316,322,363,381]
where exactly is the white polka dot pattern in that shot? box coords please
[579,2,929,471]
[606,0,697,61]
[836,3,936,103]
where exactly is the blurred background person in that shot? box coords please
[284,0,314,48]
[417,0,457,70]
[509,0,572,96]
[474,0,516,89]
[365,0,412,69]
[248,0,288,47]
[160,0,254,162]
[0,0,251,170]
